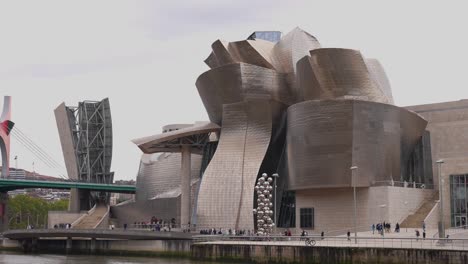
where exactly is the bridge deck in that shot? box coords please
[0,179,135,193]
[2,229,192,240]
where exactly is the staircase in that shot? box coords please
[73,203,109,229]
[400,192,439,228]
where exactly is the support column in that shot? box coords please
[90,238,96,254]
[66,237,72,254]
[180,145,191,230]
[69,188,80,213]
[31,238,38,253]
[0,192,9,232]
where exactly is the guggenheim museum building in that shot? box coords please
[111,28,468,234]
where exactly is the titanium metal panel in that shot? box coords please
[272,27,321,100]
[365,58,394,104]
[206,39,276,70]
[135,153,202,202]
[297,48,393,104]
[227,40,276,69]
[196,63,292,124]
[196,100,272,230]
[287,100,354,189]
[286,99,427,190]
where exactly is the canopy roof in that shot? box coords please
[132,122,220,154]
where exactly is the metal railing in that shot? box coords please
[372,180,434,189]
[192,235,468,251]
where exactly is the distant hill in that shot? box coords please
[1,167,63,181]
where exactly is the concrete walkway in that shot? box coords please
[195,229,468,251]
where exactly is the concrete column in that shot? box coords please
[31,238,38,253]
[66,237,72,254]
[0,192,9,232]
[69,188,80,213]
[180,145,191,230]
[90,238,96,254]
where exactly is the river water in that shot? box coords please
[0,252,220,264]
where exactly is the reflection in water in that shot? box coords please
[0,253,218,264]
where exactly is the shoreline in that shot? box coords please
[3,237,468,264]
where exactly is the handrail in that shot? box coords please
[423,201,440,224]
[71,204,96,227]
[93,205,110,229]
[192,235,468,250]
[372,180,434,189]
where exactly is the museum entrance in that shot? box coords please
[455,215,467,228]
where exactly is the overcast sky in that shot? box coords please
[1,0,467,180]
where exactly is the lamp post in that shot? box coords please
[350,166,358,244]
[272,173,279,232]
[436,159,445,239]
[404,201,408,232]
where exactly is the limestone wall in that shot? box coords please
[48,211,85,228]
[294,186,435,234]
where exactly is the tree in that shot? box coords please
[7,195,68,229]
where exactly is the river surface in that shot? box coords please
[0,252,220,264]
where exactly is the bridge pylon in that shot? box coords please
[0,96,13,232]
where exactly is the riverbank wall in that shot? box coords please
[4,238,468,263]
[2,238,191,258]
[192,243,468,264]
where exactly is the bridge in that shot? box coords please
[0,179,135,194]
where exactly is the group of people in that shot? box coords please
[53,223,72,229]
[199,228,254,236]
[415,221,427,240]
[132,216,176,231]
[371,222,400,235]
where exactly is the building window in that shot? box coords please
[278,191,295,228]
[300,208,314,229]
[450,174,468,227]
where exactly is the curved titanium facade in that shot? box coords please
[122,27,431,232]
[286,99,427,190]
[196,63,292,124]
[297,48,393,104]
[196,101,272,230]
[135,153,202,202]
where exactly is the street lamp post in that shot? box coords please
[272,173,279,233]
[350,166,358,244]
[436,159,445,239]
[404,201,408,232]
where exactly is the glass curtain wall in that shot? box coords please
[450,174,468,227]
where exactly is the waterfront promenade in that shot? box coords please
[194,228,468,251]
[3,228,468,263]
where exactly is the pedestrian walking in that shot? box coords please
[372,224,375,234]
[415,230,420,240]
[347,231,351,241]
[423,231,426,239]
[321,231,324,240]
